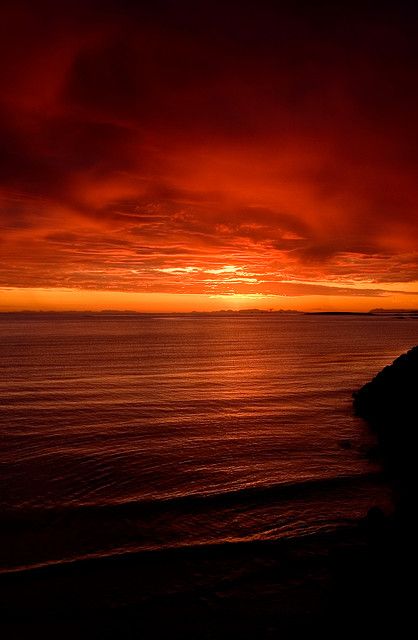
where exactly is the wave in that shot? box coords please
[0,517,363,578]
[1,471,384,527]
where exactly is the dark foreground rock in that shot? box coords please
[353,344,418,427]
[352,347,416,631]
[353,345,417,518]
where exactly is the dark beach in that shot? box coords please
[0,516,410,638]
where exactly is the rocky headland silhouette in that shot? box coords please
[354,345,417,519]
[352,346,416,629]
[354,344,418,425]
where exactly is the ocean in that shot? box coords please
[1,312,417,575]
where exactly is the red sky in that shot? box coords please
[1,0,418,311]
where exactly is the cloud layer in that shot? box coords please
[1,1,418,307]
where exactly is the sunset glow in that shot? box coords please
[1,1,418,311]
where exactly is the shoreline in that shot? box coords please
[0,511,408,637]
[0,520,388,634]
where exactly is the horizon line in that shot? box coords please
[2,308,418,316]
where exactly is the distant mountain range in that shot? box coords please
[369,308,418,314]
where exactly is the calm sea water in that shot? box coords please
[1,313,417,573]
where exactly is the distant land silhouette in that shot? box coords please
[370,308,418,314]
[2,308,418,316]
[0,309,303,316]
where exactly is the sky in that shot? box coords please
[1,0,418,311]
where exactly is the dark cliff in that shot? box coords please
[352,347,416,627]
[353,345,418,521]
[353,346,418,454]
[353,345,418,427]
